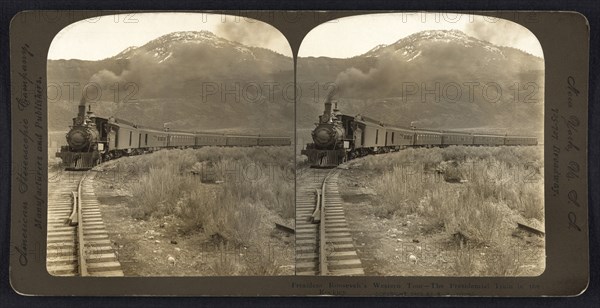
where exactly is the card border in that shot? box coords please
[7,10,590,297]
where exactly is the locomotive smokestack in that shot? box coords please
[321,89,337,123]
[73,96,88,126]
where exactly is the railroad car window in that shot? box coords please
[129,131,132,146]
[375,129,379,144]
[145,134,148,145]
[392,132,395,143]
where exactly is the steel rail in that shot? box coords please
[76,173,89,276]
[319,172,330,275]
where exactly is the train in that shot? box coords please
[56,98,291,170]
[301,94,538,168]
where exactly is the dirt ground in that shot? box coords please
[337,161,546,277]
[89,167,294,276]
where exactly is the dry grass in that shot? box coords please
[362,146,543,246]
[452,248,476,276]
[515,183,544,221]
[482,245,522,276]
[129,166,193,219]
[210,243,240,276]
[371,165,439,218]
[359,145,543,276]
[242,245,282,276]
[175,184,215,231]
[204,190,263,245]
[118,147,293,247]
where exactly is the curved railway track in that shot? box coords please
[46,170,124,276]
[295,167,364,276]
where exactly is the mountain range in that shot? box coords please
[48,29,544,141]
[297,29,544,138]
[48,31,294,135]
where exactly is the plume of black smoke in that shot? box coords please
[333,51,423,99]
[89,52,159,98]
[326,87,337,101]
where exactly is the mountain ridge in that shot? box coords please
[296,29,544,138]
[47,30,294,134]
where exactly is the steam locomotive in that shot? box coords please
[56,98,291,170]
[301,94,538,168]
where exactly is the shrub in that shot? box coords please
[128,165,187,219]
[436,187,502,245]
[176,184,214,231]
[207,190,262,245]
[124,146,294,246]
[517,183,544,221]
[371,164,440,218]
[364,145,542,245]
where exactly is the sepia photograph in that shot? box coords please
[296,13,545,276]
[46,12,295,277]
[8,8,591,296]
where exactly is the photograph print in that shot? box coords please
[296,13,545,276]
[46,12,295,277]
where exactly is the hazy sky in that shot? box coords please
[299,13,544,58]
[48,12,293,60]
[49,12,544,60]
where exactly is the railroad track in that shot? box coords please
[46,170,124,276]
[295,167,364,276]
